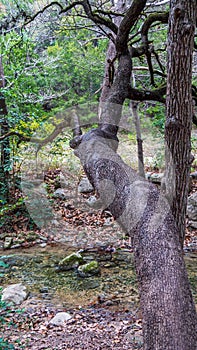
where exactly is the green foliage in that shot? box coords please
[0,14,106,180]
[0,197,25,215]
[0,338,15,350]
[145,104,166,133]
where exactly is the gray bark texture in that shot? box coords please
[69,1,197,348]
[70,129,197,350]
[163,0,197,245]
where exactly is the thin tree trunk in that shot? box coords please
[162,0,196,246]
[130,101,145,178]
[0,55,10,202]
[98,0,127,127]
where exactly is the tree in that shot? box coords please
[0,5,106,199]
[0,55,10,203]
[69,0,197,349]
[162,0,197,246]
[0,1,197,347]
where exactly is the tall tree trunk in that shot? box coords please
[99,0,129,107]
[0,55,10,203]
[162,0,196,246]
[98,0,128,131]
[70,1,197,348]
[70,128,197,350]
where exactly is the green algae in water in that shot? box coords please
[1,248,196,309]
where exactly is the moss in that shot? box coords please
[78,260,100,277]
[58,253,84,270]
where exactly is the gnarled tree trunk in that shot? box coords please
[70,0,197,349]
[70,128,197,350]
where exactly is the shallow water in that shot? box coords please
[0,245,138,309]
[0,245,196,309]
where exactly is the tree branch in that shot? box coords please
[79,0,117,34]
[116,0,147,54]
[141,11,169,85]
[0,118,70,146]
[128,85,166,103]
[141,12,169,37]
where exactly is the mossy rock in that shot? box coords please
[77,260,100,278]
[58,253,84,271]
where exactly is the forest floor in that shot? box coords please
[1,170,196,350]
[0,132,197,349]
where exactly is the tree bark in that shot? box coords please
[130,101,145,178]
[162,0,197,246]
[69,1,197,349]
[70,129,197,350]
[0,56,10,202]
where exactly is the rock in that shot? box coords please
[187,192,197,222]
[49,312,72,326]
[189,221,197,229]
[51,219,59,226]
[103,217,113,226]
[146,172,163,184]
[78,177,94,193]
[53,188,69,200]
[1,283,28,305]
[112,249,134,265]
[59,172,69,188]
[86,195,103,209]
[39,243,47,248]
[190,171,197,179]
[58,252,84,271]
[4,237,13,249]
[77,260,100,277]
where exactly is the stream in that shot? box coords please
[0,244,196,310]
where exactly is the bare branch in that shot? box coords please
[79,0,117,34]
[116,0,147,54]
[127,84,166,103]
[133,66,166,77]
[0,118,71,147]
[147,0,169,6]
[140,11,169,85]
[141,11,169,37]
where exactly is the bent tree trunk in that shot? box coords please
[70,129,197,350]
[70,1,197,348]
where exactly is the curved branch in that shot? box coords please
[116,0,147,54]
[0,131,41,143]
[141,12,169,86]
[128,85,166,103]
[141,12,169,37]
[1,0,118,35]
[25,1,64,24]
[0,118,70,146]
[79,0,117,34]
[57,0,118,34]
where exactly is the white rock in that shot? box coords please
[187,192,197,221]
[59,172,69,188]
[2,284,28,305]
[53,188,69,200]
[49,312,72,326]
[86,195,103,209]
[189,221,197,229]
[78,177,93,193]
